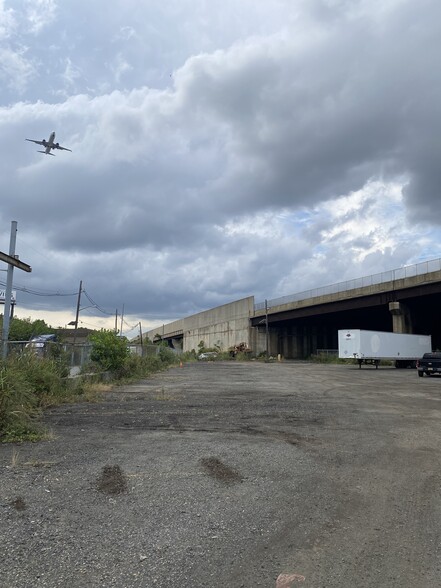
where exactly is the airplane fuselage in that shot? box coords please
[43,132,56,147]
[41,132,57,152]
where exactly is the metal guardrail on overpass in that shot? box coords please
[255,257,441,312]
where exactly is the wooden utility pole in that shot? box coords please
[120,304,124,336]
[73,280,82,346]
[139,322,143,345]
[265,299,269,361]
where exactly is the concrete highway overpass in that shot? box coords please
[146,258,441,358]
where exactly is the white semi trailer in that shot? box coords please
[338,329,432,368]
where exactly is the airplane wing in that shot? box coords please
[26,139,45,146]
[53,144,72,152]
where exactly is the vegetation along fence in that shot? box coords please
[6,342,164,369]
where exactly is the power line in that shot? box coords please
[0,277,182,325]
[0,279,116,318]
[122,320,139,332]
[0,280,77,297]
[82,289,114,316]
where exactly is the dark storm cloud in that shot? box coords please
[2,0,441,326]
[9,0,440,238]
[172,0,441,218]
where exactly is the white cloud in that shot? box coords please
[25,0,58,34]
[272,179,436,297]
[62,57,81,84]
[0,0,16,40]
[114,26,138,42]
[0,46,36,93]
[109,53,133,84]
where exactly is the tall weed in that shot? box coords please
[0,353,70,441]
[0,362,41,441]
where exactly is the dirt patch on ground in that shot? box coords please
[199,456,243,484]
[10,496,26,511]
[96,464,128,495]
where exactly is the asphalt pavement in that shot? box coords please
[1,361,440,587]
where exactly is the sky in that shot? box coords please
[1,0,441,338]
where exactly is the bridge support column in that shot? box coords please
[389,301,412,334]
[287,326,303,358]
[278,326,291,357]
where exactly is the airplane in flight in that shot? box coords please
[26,131,72,155]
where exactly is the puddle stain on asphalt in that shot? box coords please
[276,572,306,586]
[199,457,243,484]
[240,425,319,447]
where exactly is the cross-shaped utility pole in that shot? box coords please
[1,221,32,358]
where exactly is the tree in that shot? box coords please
[0,316,54,342]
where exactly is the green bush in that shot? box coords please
[158,347,177,365]
[89,330,130,372]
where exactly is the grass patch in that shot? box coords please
[1,426,46,444]
[310,353,395,367]
[309,353,352,364]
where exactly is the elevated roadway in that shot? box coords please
[252,259,441,358]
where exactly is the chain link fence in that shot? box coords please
[6,342,163,369]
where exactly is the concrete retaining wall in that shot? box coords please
[146,297,254,353]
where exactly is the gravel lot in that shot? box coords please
[1,361,441,587]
